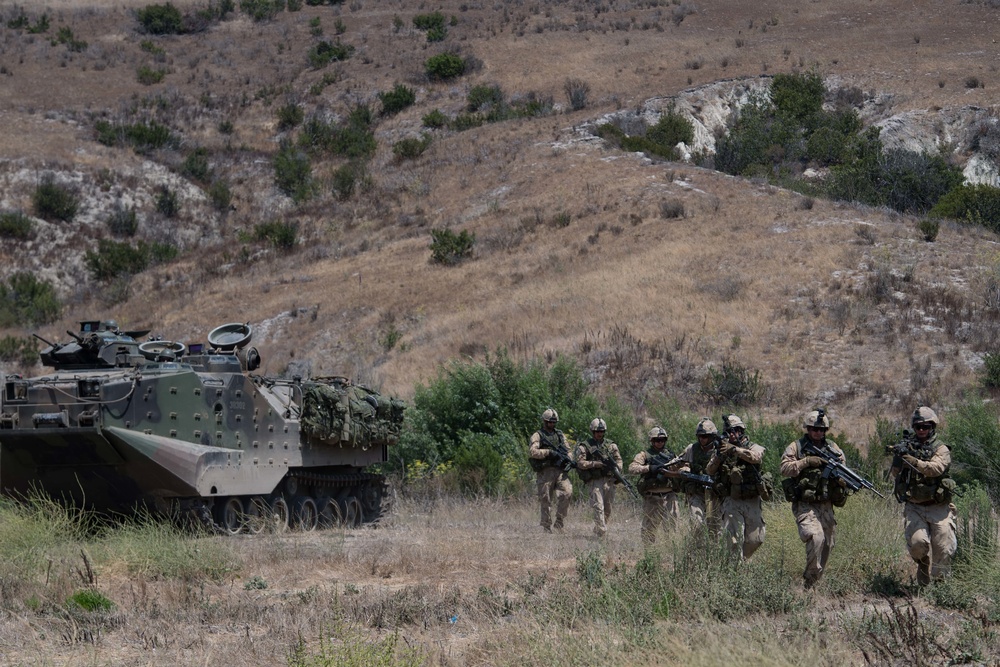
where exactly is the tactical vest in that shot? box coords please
[528,429,566,472]
[636,448,677,493]
[713,438,766,500]
[683,444,714,495]
[576,438,612,482]
[781,437,848,506]
[893,437,955,505]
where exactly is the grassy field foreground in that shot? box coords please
[0,489,998,667]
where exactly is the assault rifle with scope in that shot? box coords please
[802,440,884,498]
[548,443,577,473]
[598,452,641,500]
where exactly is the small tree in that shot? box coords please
[379,84,416,116]
[136,3,184,34]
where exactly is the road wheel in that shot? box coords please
[340,496,363,528]
[214,497,244,535]
[292,496,318,532]
[244,496,269,534]
[268,495,290,533]
[318,497,341,528]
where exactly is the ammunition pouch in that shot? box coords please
[577,466,597,482]
[783,468,845,505]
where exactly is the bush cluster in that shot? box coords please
[95,119,175,152]
[413,12,447,42]
[247,220,297,250]
[32,175,78,223]
[0,335,40,366]
[379,84,416,116]
[0,272,61,327]
[136,3,184,34]
[84,239,177,281]
[930,183,1000,231]
[597,106,695,160]
[392,135,432,161]
[424,52,465,80]
[298,105,376,159]
[0,211,34,240]
[429,228,475,265]
[273,140,314,203]
[307,40,354,68]
[395,350,641,495]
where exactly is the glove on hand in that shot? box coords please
[804,456,826,468]
[902,454,920,469]
[717,441,735,457]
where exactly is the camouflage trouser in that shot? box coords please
[793,500,836,586]
[586,477,617,537]
[536,466,572,531]
[721,496,765,560]
[640,492,680,545]
[904,501,957,585]
[687,491,721,534]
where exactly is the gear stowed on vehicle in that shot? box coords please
[0,319,404,533]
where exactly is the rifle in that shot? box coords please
[802,440,884,498]
[549,443,576,473]
[647,451,714,488]
[598,450,640,500]
[885,429,917,458]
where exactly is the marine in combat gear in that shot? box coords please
[527,409,572,533]
[708,415,768,560]
[675,418,722,531]
[890,406,957,586]
[780,408,848,588]
[629,426,680,545]
[574,418,623,538]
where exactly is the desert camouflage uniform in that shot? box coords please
[780,437,846,588]
[708,436,766,560]
[629,448,680,544]
[891,434,957,585]
[528,428,572,532]
[677,441,721,531]
[575,437,623,537]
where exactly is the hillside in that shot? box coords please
[2,0,1000,443]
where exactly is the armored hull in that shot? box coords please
[0,321,403,532]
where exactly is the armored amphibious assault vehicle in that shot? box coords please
[0,320,404,533]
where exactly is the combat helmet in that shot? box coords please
[724,414,746,431]
[589,418,607,432]
[541,408,559,423]
[695,418,718,436]
[648,426,668,441]
[803,408,830,430]
[911,406,939,427]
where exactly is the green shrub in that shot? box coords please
[392,135,432,161]
[331,161,366,201]
[298,106,376,159]
[240,0,283,22]
[642,105,695,158]
[307,40,354,68]
[32,175,78,222]
[982,352,1000,389]
[155,186,180,217]
[136,3,184,34]
[453,434,505,495]
[95,119,175,152]
[273,141,314,202]
[106,204,138,237]
[379,84,416,116]
[0,211,34,240]
[929,183,1000,232]
[943,397,1000,500]
[0,335,40,365]
[180,147,211,182]
[413,11,446,41]
[250,220,298,249]
[467,83,505,112]
[27,13,50,34]
[84,239,175,281]
[68,589,114,612]
[276,102,304,131]
[0,272,61,327]
[424,52,465,80]
[422,109,448,129]
[429,228,475,265]
[917,217,939,242]
[208,179,232,211]
[771,70,824,125]
[55,26,87,52]
[137,65,166,85]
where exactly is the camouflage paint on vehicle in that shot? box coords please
[0,320,404,533]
